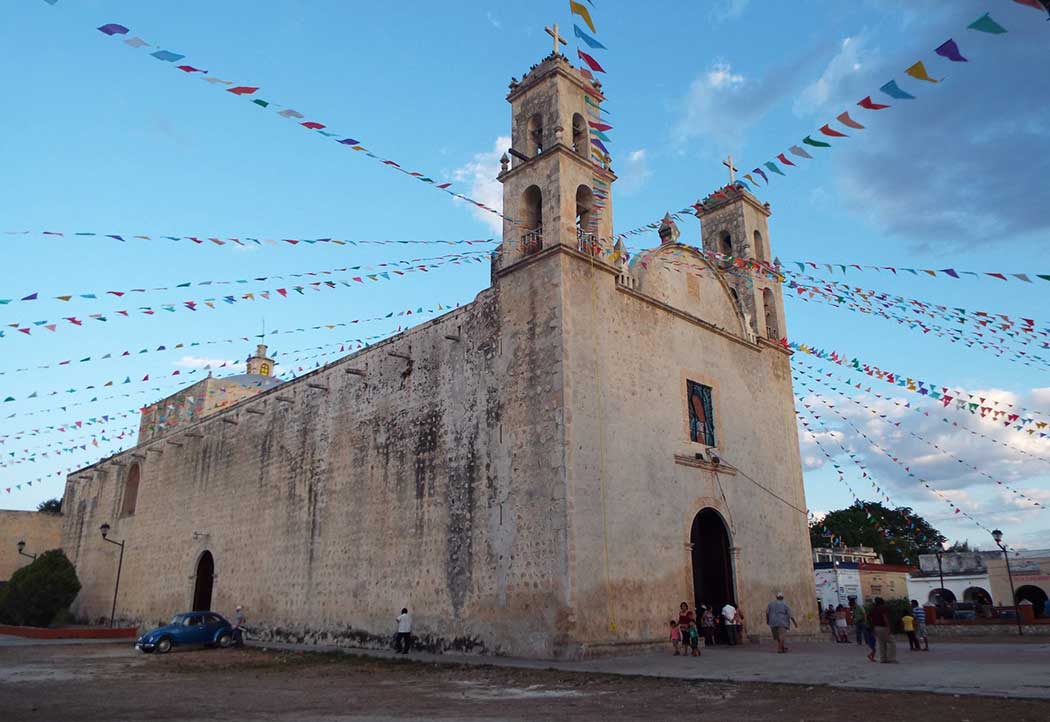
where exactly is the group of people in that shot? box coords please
[825,597,929,663]
[672,593,799,655]
[670,600,746,656]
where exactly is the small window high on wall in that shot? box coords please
[687,381,716,446]
[120,463,140,516]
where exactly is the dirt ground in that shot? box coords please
[2,643,1049,722]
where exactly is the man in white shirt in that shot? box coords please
[722,602,740,646]
[395,608,412,654]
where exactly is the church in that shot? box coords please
[59,43,817,658]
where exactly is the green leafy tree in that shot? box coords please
[809,501,946,566]
[0,549,81,627]
[36,498,62,514]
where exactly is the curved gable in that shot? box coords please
[630,245,750,338]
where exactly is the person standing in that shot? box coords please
[678,602,695,648]
[231,605,246,646]
[902,609,919,651]
[669,620,683,655]
[700,604,716,647]
[765,592,797,653]
[870,597,897,663]
[849,598,866,645]
[911,600,929,651]
[395,607,412,654]
[722,601,740,646]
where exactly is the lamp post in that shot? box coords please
[991,529,1023,636]
[16,540,37,562]
[99,523,125,629]
[934,549,946,606]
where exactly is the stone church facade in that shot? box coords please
[60,50,816,658]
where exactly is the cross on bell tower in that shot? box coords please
[494,41,617,272]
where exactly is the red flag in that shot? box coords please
[820,124,848,137]
[301,121,326,129]
[776,153,796,167]
[836,111,865,129]
[227,86,258,95]
[985,273,1007,281]
[176,65,206,73]
[577,49,606,73]
[588,121,613,131]
[858,96,890,110]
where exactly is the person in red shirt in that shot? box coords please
[677,602,695,655]
[870,597,897,663]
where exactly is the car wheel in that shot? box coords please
[217,633,233,648]
[155,637,172,654]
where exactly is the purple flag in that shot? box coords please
[338,138,361,145]
[97,23,130,36]
[934,39,968,62]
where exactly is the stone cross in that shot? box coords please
[722,154,738,184]
[545,24,568,55]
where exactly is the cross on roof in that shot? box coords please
[545,23,568,56]
[722,154,739,184]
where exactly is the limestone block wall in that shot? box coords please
[559,251,817,651]
[62,254,574,657]
[0,510,64,582]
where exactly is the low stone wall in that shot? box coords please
[928,622,1050,637]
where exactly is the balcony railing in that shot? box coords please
[521,229,543,255]
[577,230,598,256]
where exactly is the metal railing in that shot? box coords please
[521,229,543,254]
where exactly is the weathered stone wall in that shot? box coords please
[558,246,817,653]
[62,253,575,656]
[0,511,63,582]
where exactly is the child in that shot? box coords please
[670,620,683,655]
[700,605,716,647]
[835,606,849,643]
[688,621,702,657]
[902,611,919,651]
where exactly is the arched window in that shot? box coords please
[260,363,270,376]
[763,287,779,339]
[719,231,733,259]
[753,230,765,262]
[576,185,595,254]
[729,288,740,308]
[527,113,543,156]
[572,113,587,158]
[522,185,543,253]
[120,463,140,516]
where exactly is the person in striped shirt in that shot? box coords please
[910,600,929,651]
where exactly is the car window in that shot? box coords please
[205,614,222,626]
[185,615,201,626]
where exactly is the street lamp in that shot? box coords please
[16,540,37,562]
[99,523,125,629]
[934,549,946,607]
[991,529,1023,636]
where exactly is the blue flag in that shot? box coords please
[879,80,915,100]
[573,24,606,50]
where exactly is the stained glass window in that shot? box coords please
[687,380,716,446]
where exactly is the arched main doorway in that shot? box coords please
[690,509,735,611]
[192,551,214,611]
[1016,585,1048,617]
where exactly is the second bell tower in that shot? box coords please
[495,43,616,271]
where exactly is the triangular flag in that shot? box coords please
[905,61,938,83]
[569,1,597,33]
[858,96,890,110]
[934,39,968,62]
[879,80,915,100]
[836,112,865,129]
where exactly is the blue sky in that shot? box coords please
[2,1,1048,551]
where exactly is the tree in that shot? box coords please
[947,540,978,552]
[0,549,81,627]
[36,498,62,514]
[809,501,946,566]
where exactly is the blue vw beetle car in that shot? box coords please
[135,612,234,654]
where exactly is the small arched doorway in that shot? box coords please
[929,588,956,606]
[1016,585,1048,617]
[963,586,992,606]
[192,551,214,611]
[690,509,735,612]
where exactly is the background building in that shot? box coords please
[987,549,1050,616]
[0,510,63,585]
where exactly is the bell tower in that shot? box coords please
[494,30,616,272]
[695,183,786,342]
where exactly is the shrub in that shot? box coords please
[0,549,81,627]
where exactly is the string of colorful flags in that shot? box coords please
[798,375,1013,541]
[61,10,521,228]
[2,229,497,250]
[2,455,126,497]
[0,253,480,339]
[1,426,136,470]
[0,302,457,415]
[792,357,1050,467]
[794,364,1046,510]
[789,339,1050,434]
[796,405,930,545]
[0,250,490,310]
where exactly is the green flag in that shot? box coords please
[803,135,831,148]
[967,13,1007,34]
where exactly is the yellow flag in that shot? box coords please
[905,61,938,83]
[570,1,596,33]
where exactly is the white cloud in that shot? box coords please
[793,35,874,117]
[617,148,652,195]
[174,355,239,370]
[485,11,502,30]
[451,135,509,235]
[713,0,750,22]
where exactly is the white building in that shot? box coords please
[814,562,862,610]
[906,552,995,606]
